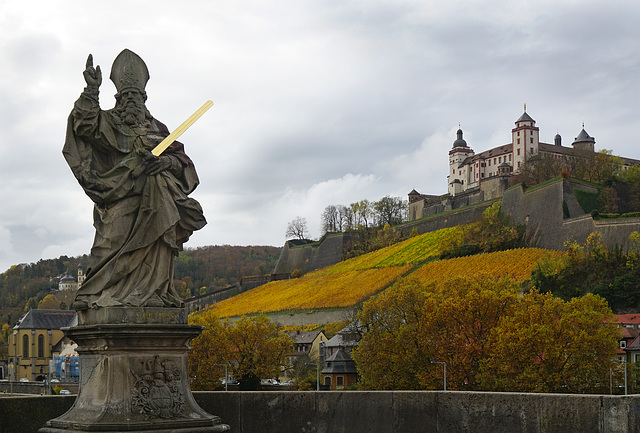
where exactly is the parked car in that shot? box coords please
[59,389,71,395]
[19,378,29,382]
[50,379,60,383]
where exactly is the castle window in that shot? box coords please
[22,334,29,358]
[517,139,520,144]
[38,334,45,358]
[509,155,512,161]
[530,137,534,143]
[517,131,520,136]
[498,157,502,163]
[494,158,497,165]
[530,147,533,154]
[488,160,491,166]
[517,149,521,156]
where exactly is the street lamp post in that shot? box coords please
[431,361,447,391]
[610,358,627,395]
[305,363,320,391]
[213,364,229,391]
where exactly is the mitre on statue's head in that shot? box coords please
[110,49,149,93]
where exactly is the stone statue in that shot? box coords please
[63,49,206,310]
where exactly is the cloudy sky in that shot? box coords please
[1,0,640,273]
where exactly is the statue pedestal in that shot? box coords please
[39,307,229,433]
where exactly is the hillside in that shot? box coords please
[206,227,563,318]
[0,245,281,359]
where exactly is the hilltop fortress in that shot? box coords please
[275,109,640,275]
[409,108,640,220]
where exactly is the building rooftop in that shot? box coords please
[14,309,77,330]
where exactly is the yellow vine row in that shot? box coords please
[316,226,461,274]
[412,248,565,284]
[212,265,412,317]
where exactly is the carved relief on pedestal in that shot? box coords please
[130,355,186,419]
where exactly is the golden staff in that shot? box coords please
[151,100,214,156]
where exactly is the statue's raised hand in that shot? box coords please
[83,54,102,88]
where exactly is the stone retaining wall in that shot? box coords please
[2,391,639,433]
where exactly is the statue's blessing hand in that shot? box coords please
[83,54,102,88]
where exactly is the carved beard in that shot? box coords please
[115,98,148,126]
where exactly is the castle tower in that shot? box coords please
[512,106,539,172]
[572,125,595,152]
[448,128,474,196]
[77,263,85,288]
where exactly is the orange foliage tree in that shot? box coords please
[353,275,618,393]
[477,291,618,393]
[188,312,293,390]
[353,275,520,390]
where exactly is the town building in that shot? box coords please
[321,349,358,390]
[287,329,328,361]
[58,264,85,291]
[282,329,327,382]
[7,309,77,381]
[324,322,361,358]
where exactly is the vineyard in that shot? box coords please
[211,265,412,317]
[202,225,566,318]
[315,227,460,274]
[412,248,564,284]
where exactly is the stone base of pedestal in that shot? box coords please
[39,308,230,433]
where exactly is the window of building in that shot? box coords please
[509,155,512,161]
[337,376,344,387]
[517,149,521,156]
[38,334,45,358]
[488,160,491,166]
[517,131,520,136]
[518,161,521,168]
[530,137,534,143]
[498,157,501,163]
[517,139,520,144]
[494,158,497,165]
[324,377,331,386]
[636,354,640,363]
[22,334,29,358]
[530,147,533,154]
[621,341,627,349]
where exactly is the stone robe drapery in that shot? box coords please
[63,91,206,308]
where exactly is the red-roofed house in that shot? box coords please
[615,314,640,329]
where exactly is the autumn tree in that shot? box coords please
[531,232,640,312]
[478,291,618,393]
[188,313,293,391]
[285,216,308,240]
[351,199,373,229]
[228,315,293,390]
[440,202,525,258]
[353,274,618,393]
[38,294,61,310]
[519,152,565,185]
[0,323,10,359]
[373,196,407,227]
[321,205,342,234]
[353,275,520,390]
[188,310,232,390]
